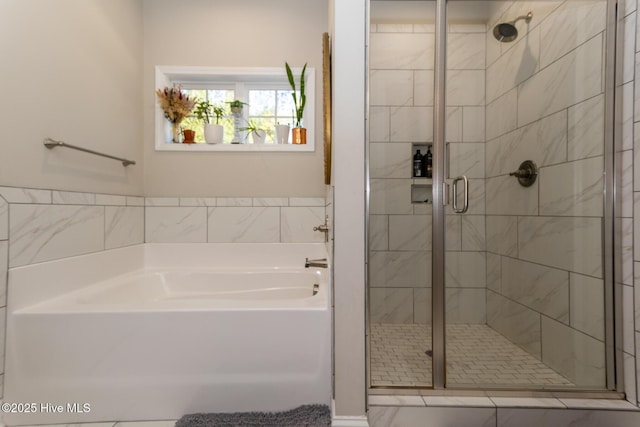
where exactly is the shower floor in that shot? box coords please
[370,323,573,388]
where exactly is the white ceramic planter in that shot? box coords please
[204,124,224,144]
[251,130,266,144]
[275,124,290,144]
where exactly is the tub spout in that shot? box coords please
[305,257,328,268]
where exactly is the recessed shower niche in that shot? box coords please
[411,143,432,204]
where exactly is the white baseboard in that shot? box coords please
[332,420,370,427]
[331,400,369,427]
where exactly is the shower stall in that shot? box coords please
[367,0,619,392]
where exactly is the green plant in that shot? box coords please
[212,105,225,124]
[239,119,266,138]
[194,100,212,124]
[194,100,226,125]
[285,62,307,127]
[227,100,248,113]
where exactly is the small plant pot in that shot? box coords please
[292,127,306,145]
[204,124,224,144]
[251,130,266,144]
[275,124,290,144]
[183,129,196,143]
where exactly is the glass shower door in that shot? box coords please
[368,0,614,392]
[368,0,437,388]
[443,0,610,390]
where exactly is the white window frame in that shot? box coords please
[154,66,315,152]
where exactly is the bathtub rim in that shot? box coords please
[8,242,329,313]
[18,267,330,313]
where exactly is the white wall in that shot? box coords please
[142,0,328,197]
[331,0,367,420]
[0,0,144,196]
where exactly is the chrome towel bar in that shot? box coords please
[43,138,136,167]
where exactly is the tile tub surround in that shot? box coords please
[145,196,326,244]
[2,187,145,268]
[369,22,486,326]
[2,187,327,268]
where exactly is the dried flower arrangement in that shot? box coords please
[155,84,196,124]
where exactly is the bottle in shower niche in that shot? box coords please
[413,149,424,177]
[425,146,433,178]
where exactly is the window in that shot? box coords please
[155,66,315,152]
[179,88,235,144]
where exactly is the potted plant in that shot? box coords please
[195,100,225,144]
[182,129,196,143]
[227,100,248,143]
[240,120,267,144]
[227,100,248,114]
[285,62,307,144]
[274,122,290,144]
[156,84,196,143]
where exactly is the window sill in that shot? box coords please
[155,142,314,152]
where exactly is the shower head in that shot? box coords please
[493,11,533,42]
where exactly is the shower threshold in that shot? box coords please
[370,323,573,388]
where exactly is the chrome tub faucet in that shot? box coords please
[305,257,328,268]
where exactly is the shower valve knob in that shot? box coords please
[510,169,532,178]
[509,160,538,187]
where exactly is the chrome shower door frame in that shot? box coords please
[431,0,447,390]
[366,0,621,393]
[604,0,621,393]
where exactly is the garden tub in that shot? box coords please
[4,243,331,425]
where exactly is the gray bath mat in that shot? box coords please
[175,404,331,427]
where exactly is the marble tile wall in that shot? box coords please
[2,187,145,269]
[145,197,326,244]
[2,189,325,263]
[485,0,612,389]
[369,23,486,325]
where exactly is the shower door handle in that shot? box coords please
[452,175,469,213]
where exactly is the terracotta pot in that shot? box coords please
[182,129,196,143]
[292,127,306,145]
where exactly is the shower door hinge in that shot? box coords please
[442,182,449,206]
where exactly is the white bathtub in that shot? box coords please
[4,243,331,425]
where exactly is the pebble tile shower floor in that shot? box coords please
[370,323,573,387]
